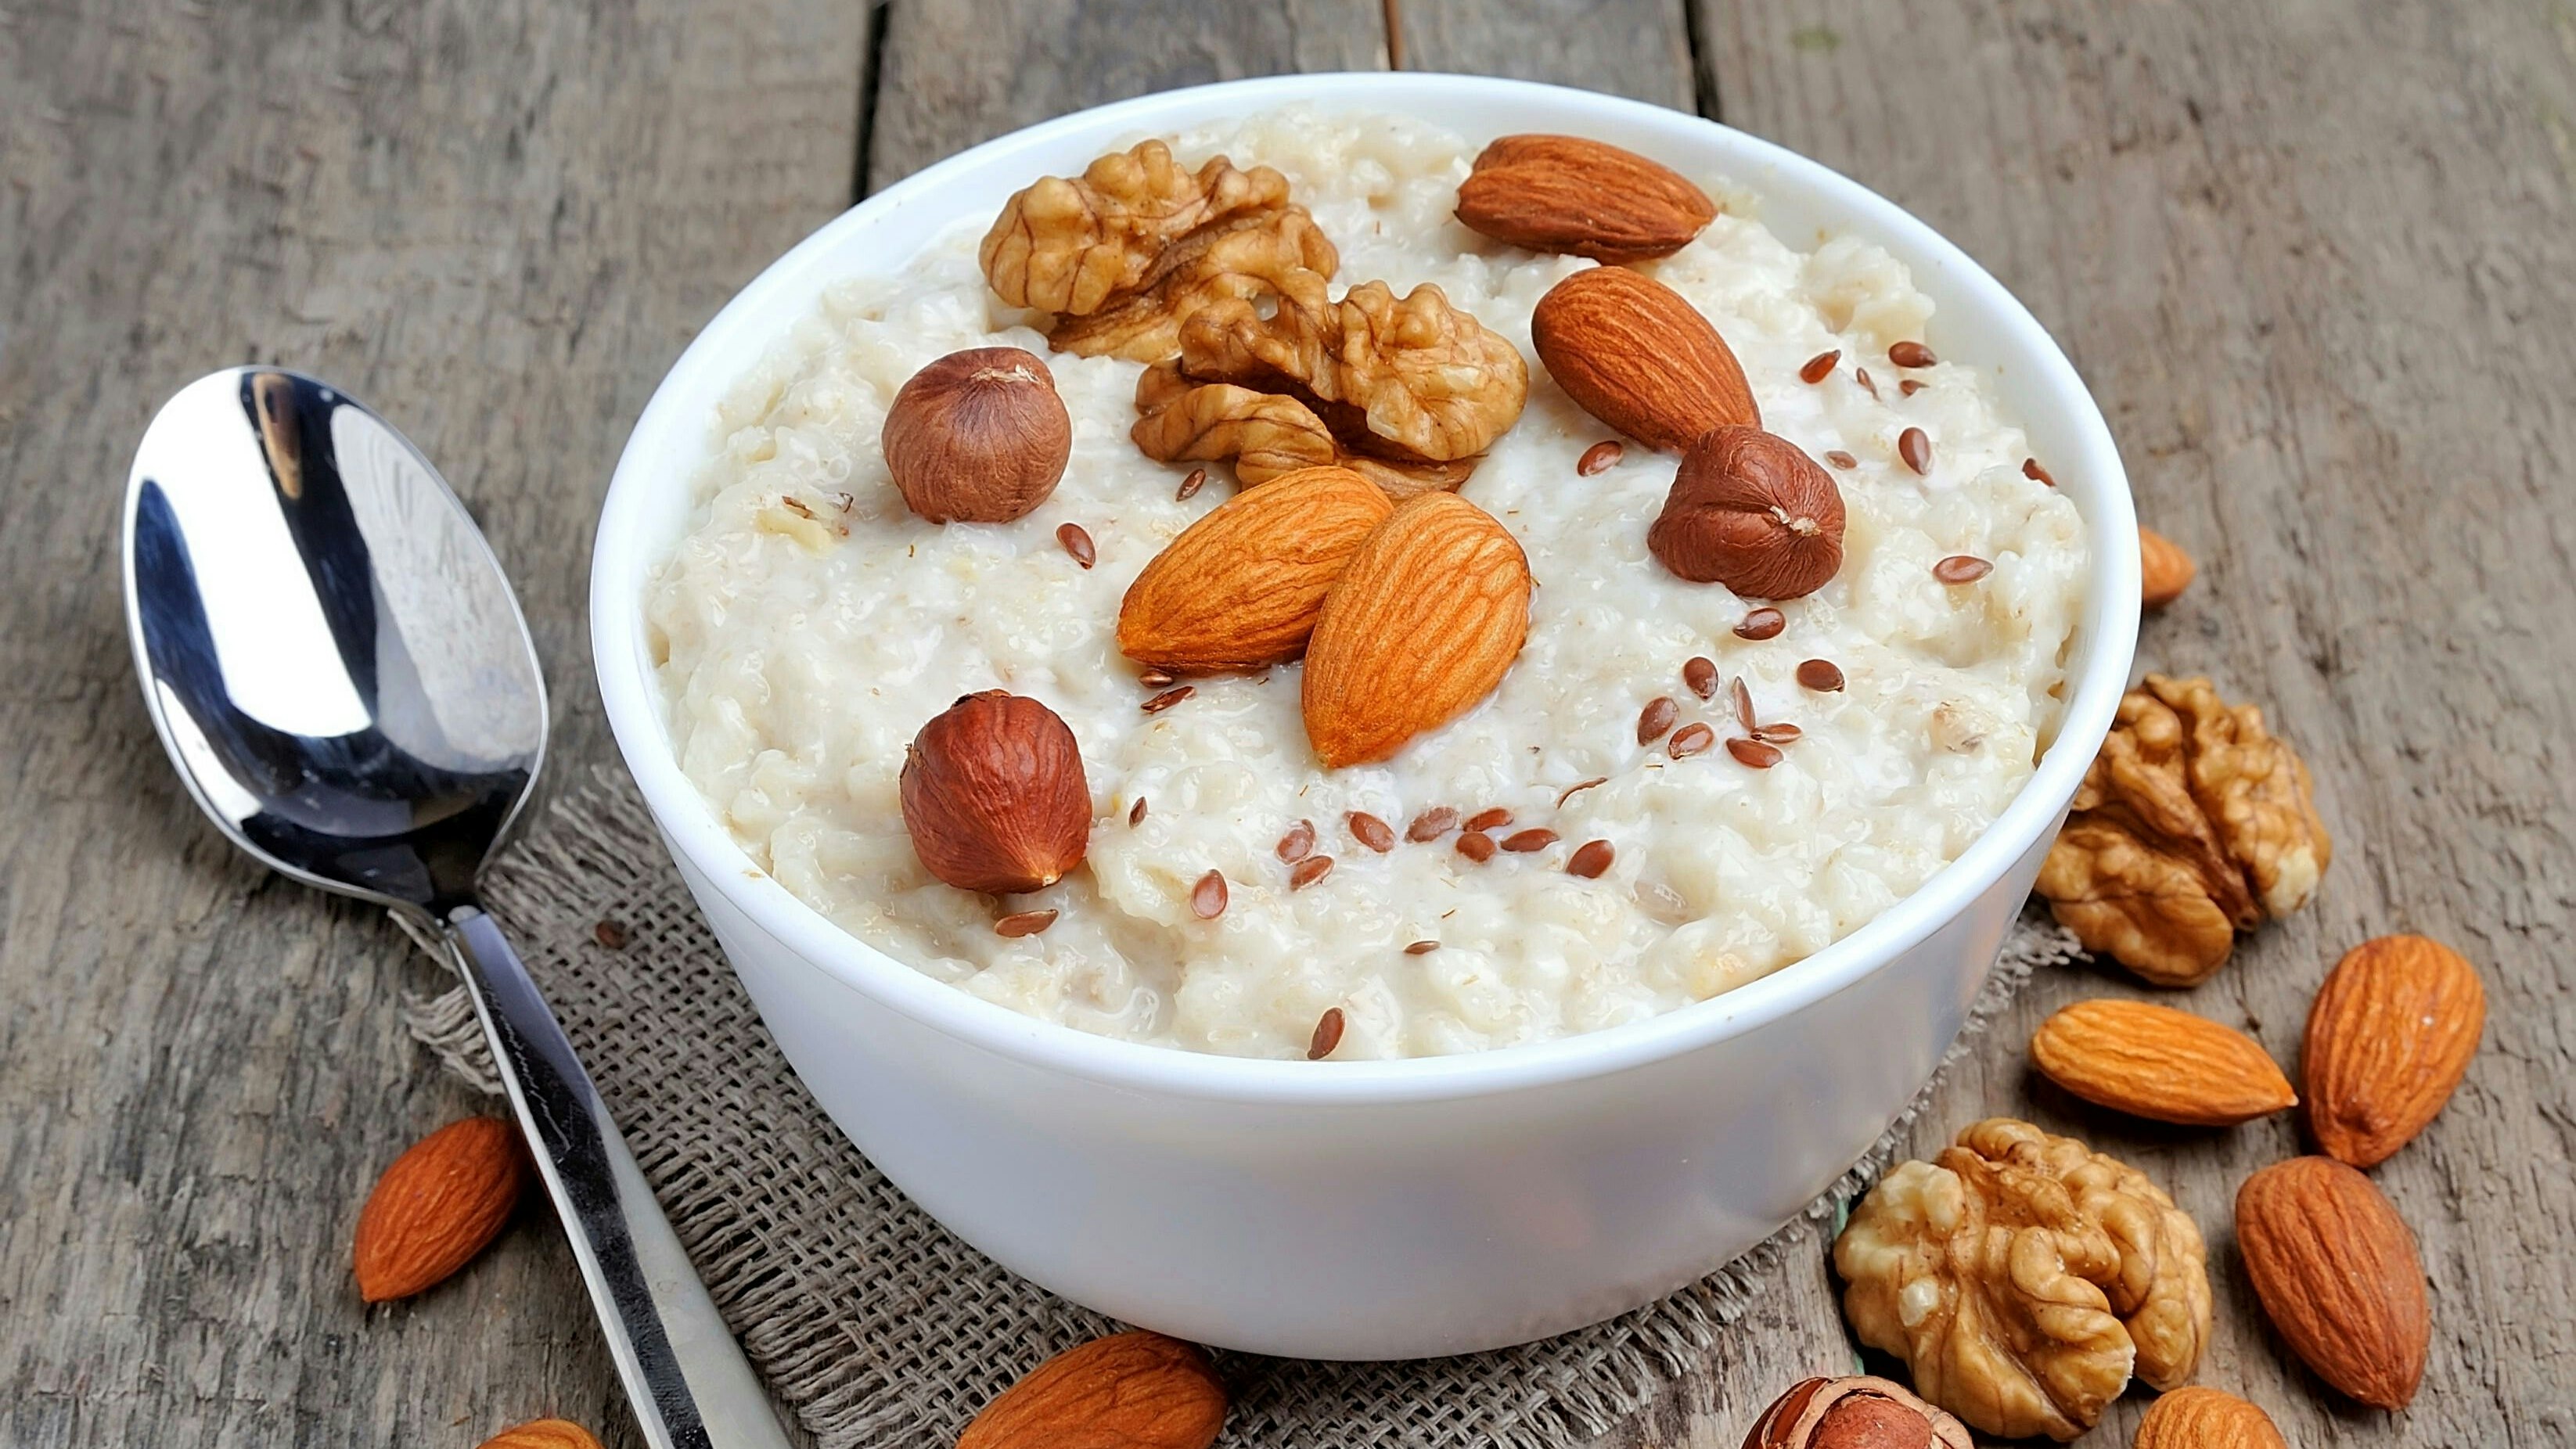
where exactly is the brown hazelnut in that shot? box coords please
[1739,1377,1972,1449]
[1649,426,1844,599]
[882,347,1072,523]
[899,690,1090,893]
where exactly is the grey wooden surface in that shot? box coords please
[4,1,2570,1446]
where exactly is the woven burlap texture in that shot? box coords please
[401,770,2078,1449]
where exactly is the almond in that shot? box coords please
[901,691,1092,894]
[1649,426,1844,599]
[2028,999,2296,1127]
[353,1116,523,1302]
[2139,526,2196,609]
[1455,134,1717,264]
[957,1331,1226,1449]
[1531,266,1758,451]
[2302,933,2485,1167]
[1302,492,1531,766]
[477,1420,606,1449]
[2132,1387,2287,1449]
[1117,466,1392,672]
[2235,1156,2430,1411]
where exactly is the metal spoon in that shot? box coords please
[122,367,790,1449]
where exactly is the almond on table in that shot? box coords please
[352,1117,523,1303]
[956,1331,1227,1449]
[2302,933,2484,1167]
[2029,998,2296,1127]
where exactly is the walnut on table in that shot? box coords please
[1832,1118,2212,1443]
[978,138,1337,362]
[1131,276,1527,498]
[2035,674,2330,985]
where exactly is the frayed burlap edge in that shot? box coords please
[401,768,2078,1449]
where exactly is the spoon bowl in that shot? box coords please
[125,369,544,908]
[124,367,787,1449]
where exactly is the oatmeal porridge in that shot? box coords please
[644,107,2089,1061]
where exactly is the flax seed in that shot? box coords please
[1308,1007,1345,1059]
[1683,656,1718,699]
[1898,427,1931,475]
[1637,696,1679,744]
[1407,807,1459,841]
[995,909,1057,938]
[1728,736,1785,770]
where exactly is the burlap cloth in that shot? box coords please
[401,768,2079,1449]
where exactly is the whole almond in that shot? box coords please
[901,691,1091,894]
[2303,933,2485,1167]
[957,1331,1226,1449]
[1118,466,1392,672]
[1650,426,1844,598]
[1455,134,1718,264]
[2029,999,2296,1127]
[2132,1387,2286,1449]
[1531,266,1758,451]
[477,1420,606,1449]
[1303,492,1531,767]
[353,1116,523,1302]
[2139,526,2196,609]
[2235,1156,2430,1411]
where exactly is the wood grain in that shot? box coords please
[1668,1,2576,1444]
[6,0,2572,1444]
[0,2,864,1445]
[865,0,1384,191]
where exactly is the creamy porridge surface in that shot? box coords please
[646,107,2089,1060]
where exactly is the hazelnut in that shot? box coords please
[1650,426,1844,599]
[899,690,1090,893]
[1738,1377,1972,1449]
[881,347,1072,523]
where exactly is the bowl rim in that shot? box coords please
[591,71,2139,1106]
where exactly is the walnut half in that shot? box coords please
[1833,1118,2211,1442]
[2036,674,2330,985]
[1132,276,1527,498]
[978,139,1337,362]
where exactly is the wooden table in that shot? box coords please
[5,2,2570,1444]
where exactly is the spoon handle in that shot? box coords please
[445,906,792,1449]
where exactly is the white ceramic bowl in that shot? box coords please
[593,73,2138,1361]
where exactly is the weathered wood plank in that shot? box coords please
[1398,0,1700,113]
[866,0,1387,191]
[1671,1,2576,1444]
[0,2,866,1445]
